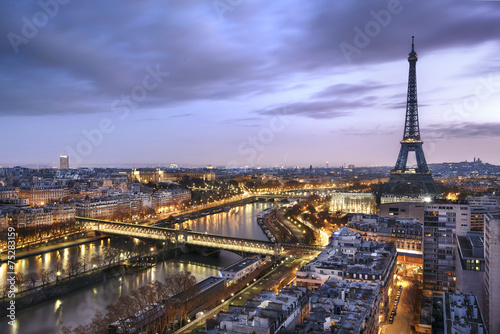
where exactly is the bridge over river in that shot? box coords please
[78,217,324,256]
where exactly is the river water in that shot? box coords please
[0,202,273,334]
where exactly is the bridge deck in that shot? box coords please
[77,217,324,255]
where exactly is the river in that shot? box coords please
[0,202,274,334]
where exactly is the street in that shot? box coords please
[381,277,416,334]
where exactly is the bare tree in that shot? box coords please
[164,271,197,296]
[91,254,103,269]
[15,273,28,291]
[26,272,39,288]
[66,257,83,277]
[69,310,110,334]
[58,325,73,334]
[39,268,52,286]
[1,284,9,301]
[164,271,198,326]
[106,295,137,332]
[103,247,120,267]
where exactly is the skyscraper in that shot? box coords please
[60,155,69,169]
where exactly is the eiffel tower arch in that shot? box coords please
[382,37,439,197]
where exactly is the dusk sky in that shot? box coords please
[1,0,500,168]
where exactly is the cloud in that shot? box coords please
[255,100,356,119]
[426,122,500,139]
[312,82,390,99]
[169,113,192,118]
[0,0,499,119]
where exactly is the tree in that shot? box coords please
[164,271,197,296]
[39,268,52,286]
[91,254,103,269]
[15,273,28,291]
[26,272,39,288]
[66,257,83,277]
[1,284,9,301]
[164,271,198,326]
[103,247,120,267]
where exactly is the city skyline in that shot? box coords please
[1,1,500,168]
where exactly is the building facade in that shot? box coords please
[468,195,500,231]
[19,184,69,207]
[219,257,262,284]
[60,155,69,169]
[0,186,17,201]
[6,207,53,228]
[379,201,425,225]
[456,232,485,316]
[330,192,376,214]
[46,201,76,223]
[76,195,132,219]
[423,202,470,292]
[484,212,500,334]
[348,214,422,253]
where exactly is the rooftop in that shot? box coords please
[457,232,484,260]
[220,257,260,273]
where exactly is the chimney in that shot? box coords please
[341,289,345,301]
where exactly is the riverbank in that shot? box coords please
[0,261,128,317]
[0,233,105,262]
[0,247,189,318]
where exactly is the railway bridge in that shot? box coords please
[78,217,282,255]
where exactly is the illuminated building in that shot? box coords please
[19,183,69,207]
[330,192,376,214]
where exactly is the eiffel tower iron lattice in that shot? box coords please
[383,37,438,195]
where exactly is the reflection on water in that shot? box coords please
[178,202,273,241]
[0,251,240,334]
[0,239,111,284]
[0,202,272,334]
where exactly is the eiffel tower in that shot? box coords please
[383,37,438,195]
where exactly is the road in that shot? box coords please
[381,278,414,334]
